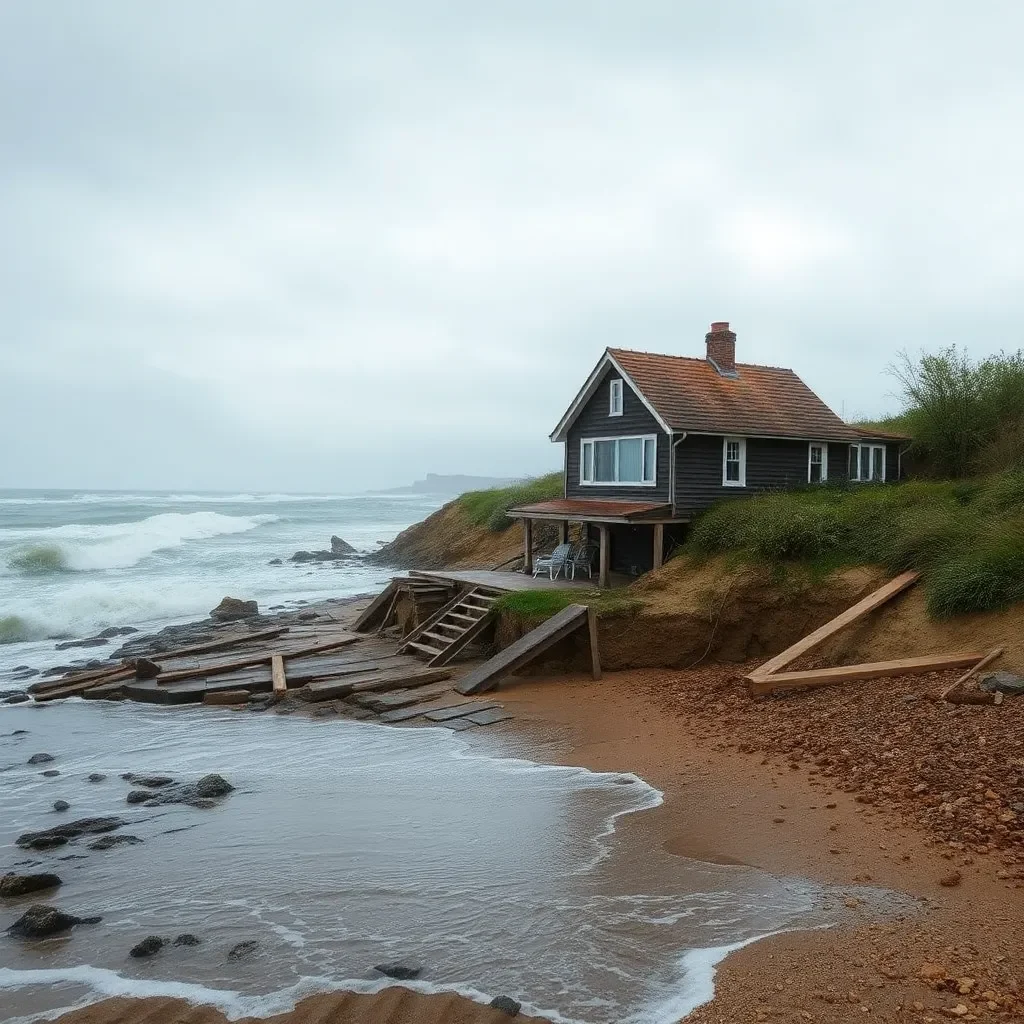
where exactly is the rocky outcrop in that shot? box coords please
[210,597,259,622]
[27,753,54,765]
[289,536,358,563]
[228,940,259,959]
[173,933,202,946]
[89,834,142,850]
[129,936,164,958]
[7,904,101,938]
[331,535,355,555]
[0,872,62,898]
[16,816,125,851]
[490,996,522,1017]
[123,774,234,809]
[373,962,422,980]
[124,774,175,788]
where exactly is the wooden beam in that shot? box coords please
[941,647,1003,701]
[144,626,290,662]
[351,580,400,633]
[652,523,664,572]
[523,519,533,576]
[558,520,568,545]
[271,654,287,697]
[747,571,921,683]
[587,606,602,681]
[32,666,136,702]
[598,525,610,589]
[748,651,987,695]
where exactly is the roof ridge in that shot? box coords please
[608,347,795,374]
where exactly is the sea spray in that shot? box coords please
[0,614,31,645]
[6,544,68,574]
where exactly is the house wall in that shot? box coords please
[564,365,671,503]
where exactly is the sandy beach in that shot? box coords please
[13,653,1018,1024]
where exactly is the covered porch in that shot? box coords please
[509,499,688,588]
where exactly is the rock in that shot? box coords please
[27,753,54,765]
[980,671,1024,696]
[173,933,202,946]
[42,770,61,777]
[0,872,62,897]
[268,559,283,566]
[3,693,30,704]
[228,940,260,959]
[97,626,138,638]
[16,816,126,850]
[939,870,963,887]
[289,550,317,563]
[135,658,162,680]
[195,774,234,798]
[373,962,422,981]
[203,690,251,706]
[89,834,143,850]
[489,996,521,1017]
[88,773,106,783]
[330,535,356,555]
[53,800,70,812]
[121,773,234,809]
[129,936,164,958]
[54,637,110,650]
[126,790,155,805]
[7,904,101,938]
[125,774,175,788]
[210,597,259,622]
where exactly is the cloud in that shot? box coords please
[2,1,1024,488]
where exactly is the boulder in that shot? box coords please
[3,693,30,704]
[7,904,101,938]
[268,559,283,566]
[88,773,107,783]
[195,773,234,798]
[135,659,162,680]
[53,800,70,812]
[330,535,355,555]
[27,753,55,765]
[980,671,1024,696]
[42,770,60,777]
[126,790,155,805]
[489,996,522,1017]
[97,626,138,638]
[173,933,202,946]
[209,597,259,622]
[129,936,164,958]
[16,816,126,850]
[120,773,234,809]
[89,834,143,851]
[228,939,259,959]
[125,774,175,788]
[54,637,110,651]
[373,962,422,981]
[0,872,62,898]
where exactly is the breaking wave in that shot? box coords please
[0,615,30,645]
[5,512,276,575]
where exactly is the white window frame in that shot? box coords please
[808,442,828,484]
[579,434,657,487]
[609,378,624,417]
[849,443,886,483]
[722,437,747,488]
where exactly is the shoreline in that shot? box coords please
[4,612,1022,1022]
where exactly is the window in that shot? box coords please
[723,437,746,487]
[808,443,827,483]
[609,378,623,416]
[849,443,885,482]
[580,435,657,485]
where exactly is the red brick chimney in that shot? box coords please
[705,321,737,375]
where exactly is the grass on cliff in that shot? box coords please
[687,474,1024,618]
[493,588,643,621]
[457,472,563,532]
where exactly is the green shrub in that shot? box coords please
[926,528,1024,618]
[457,472,563,532]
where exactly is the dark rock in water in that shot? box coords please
[289,550,317,563]
[489,996,522,1017]
[135,658,162,680]
[174,933,202,946]
[0,872,62,898]
[980,671,1024,696]
[11,729,28,736]
[126,790,155,805]
[88,773,107,783]
[7,904,101,938]
[42,770,60,777]
[268,559,283,566]
[11,666,40,679]
[17,816,126,850]
[331,535,355,555]
[41,665,73,678]
[120,774,234,809]
[97,626,138,639]
[297,611,319,621]
[3,693,30,704]
[195,774,234,798]
[125,774,175,788]
[53,800,70,812]
[54,637,110,651]
[373,962,422,981]
[28,753,55,765]
[89,834,142,851]
[129,936,164,958]
[228,940,259,959]
[210,597,259,622]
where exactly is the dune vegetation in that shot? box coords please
[456,471,562,531]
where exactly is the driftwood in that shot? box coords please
[941,648,1005,705]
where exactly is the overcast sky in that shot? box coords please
[2,2,1022,491]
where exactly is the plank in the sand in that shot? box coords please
[422,700,500,722]
[271,654,287,696]
[353,683,454,712]
[464,708,513,726]
[301,667,451,703]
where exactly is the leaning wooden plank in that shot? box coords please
[351,580,400,633]
[748,651,987,695]
[397,589,470,654]
[941,647,1004,701]
[587,606,602,681]
[32,667,136,702]
[456,604,589,695]
[271,654,287,696]
[423,700,500,722]
[747,570,921,683]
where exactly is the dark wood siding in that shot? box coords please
[565,366,670,503]
[828,442,851,482]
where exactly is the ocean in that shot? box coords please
[0,491,873,1023]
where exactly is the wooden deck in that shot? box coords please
[407,568,629,592]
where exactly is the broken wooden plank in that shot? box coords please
[145,625,290,662]
[429,607,496,668]
[748,651,987,695]
[353,682,454,712]
[204,689,251,705]
[123,679,208,705]
[746,571,921,683]
[81,681,128,701]
[32,666,136,702]
[271,654,287,697]
[351,580,400,632]
[464,708,513,726]
[456,604,589,695]
[299,667,450,703]
[422,700,500,722]
[941,647,1004,702]
[587,606,602,681]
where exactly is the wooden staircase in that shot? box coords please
[398,587,501,667]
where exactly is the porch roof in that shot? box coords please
[510,498,676,523]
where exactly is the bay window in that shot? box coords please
[580,435,657,485]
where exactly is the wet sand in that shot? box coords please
[29,664,1024,1023]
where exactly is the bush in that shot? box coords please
[457,472,563,532]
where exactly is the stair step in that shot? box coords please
[422,630,457,645]
[434,622,463,636]
[463,596,495,609]
[407,641,445,658]
[449,611,484,623]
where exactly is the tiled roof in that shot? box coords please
[609,348,858,442]
[510,499,671,520]
[853,426,913,442]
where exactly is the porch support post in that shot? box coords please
[558,520,568,544]
[598,525,610,589]
[523,519,533,576]
[652,523,665,571]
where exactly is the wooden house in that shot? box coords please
[511,322,909,586]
